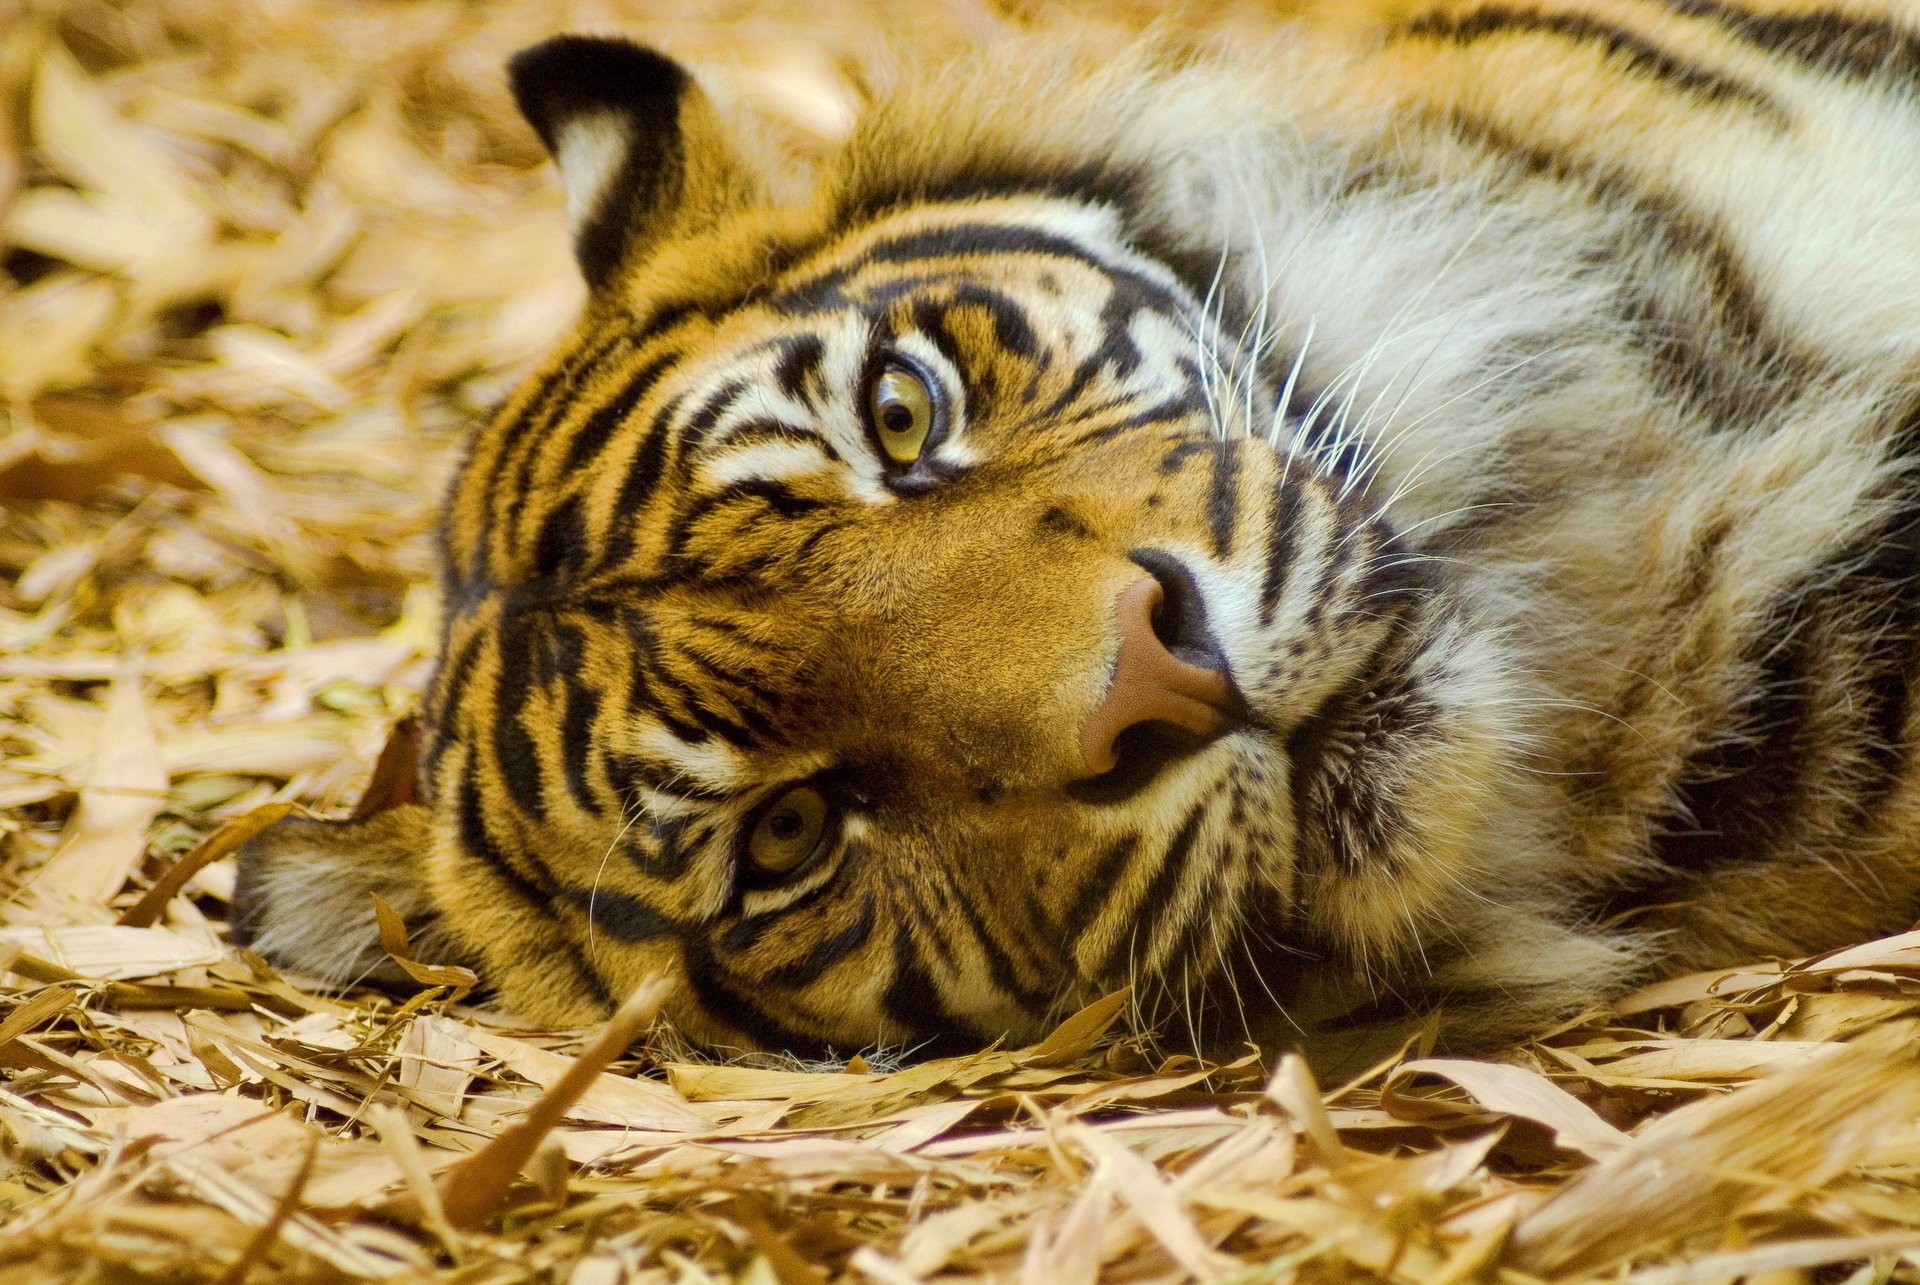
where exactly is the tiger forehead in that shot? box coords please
[535,200,1205,494]
[757,195,1174,304]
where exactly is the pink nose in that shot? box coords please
[1079,578,1236,776]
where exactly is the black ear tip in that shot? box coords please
[507,35,691,150]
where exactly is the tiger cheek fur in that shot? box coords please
[234,6,1920,1062]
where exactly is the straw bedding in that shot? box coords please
[3,1,1920,1280]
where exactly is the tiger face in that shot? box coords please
[233,30,1596,1057]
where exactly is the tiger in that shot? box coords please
[232,0,1920,1064]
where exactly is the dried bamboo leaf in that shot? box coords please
[117,803,294,928]
[1511,1024,1920,1276]
[1383,1057,1628,1158]
[27,666,167,913]
[437,980,669,1229]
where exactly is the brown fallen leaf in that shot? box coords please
[370,892,478,1000]
[1510,1021,1920,1276]
[28,665,168,914]
[1382,1057,1628,1159]
[349,716,422,819]
[435,979,669,1229]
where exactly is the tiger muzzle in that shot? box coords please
[1079,560,1240,777]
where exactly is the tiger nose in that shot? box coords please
[1079,574,1237,777]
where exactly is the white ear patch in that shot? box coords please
[554,110,634,233]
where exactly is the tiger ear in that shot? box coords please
[508,36,748,291]
[231,804,474,990]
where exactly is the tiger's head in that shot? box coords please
[234,30,1574,1058]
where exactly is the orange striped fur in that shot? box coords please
[236,1,1920,1063]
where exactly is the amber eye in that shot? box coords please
[745,785,832,877]
[867,363,936,464]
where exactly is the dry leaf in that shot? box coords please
[1383,1058,1628,1159]
[28,666,167,913]
[0,925,224,981]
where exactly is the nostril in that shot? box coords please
[1150,594,1174,648]
[1129,547,1215,667]
[1066,723,1206,804]
[1074,550,1246,798]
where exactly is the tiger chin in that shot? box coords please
[235,8,1920,1069]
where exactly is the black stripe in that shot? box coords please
[490,624,547,819]
[772,333,826,400]
[612,758,739,802]
[679,642,781,718]
[838,160,1142,229]
[1642,497,1920,885]
[711,418,838,457]
[673,379,749,479]
[564,888,676,942]
[1040,333,1140,422]
[465,360,570,583]
[601,391,686,567]
[764,895,877,988]
[622,608,712,747]
[1660,0,1920,82]
[452,765,615,1009]
[1162,793,1246,982]
[829,158,1241,316]
[882,918,961,1037]
[938,868,1052,1007]
[494,331,631,571]
[1039,275,1183,421]
[1100,804,1208,980]
[546,619,603,816]
[774,222,1190,322]
[1061,833,1140,950]
[560,348,677,472]
[668,684,760,752]
[1159,439,1209,475]
[947,283,1040,360]
[625,811,695,878]
[681,932,826,1056]
[421,625,487,778]
[557,683,602,816]
[456,765,554,901]
[1400,5,1788,121]
[720,863,841,952]
[1259,475,1305,626]
[531,494,588,581]
[666,478,827,559]
[780,223,1109,307]
[1433,110,1821,427]
[1205,441,1242,558]
[1066,391,1208,448]
[902,876,960,971]
[906,296,969,380]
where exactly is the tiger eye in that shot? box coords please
[746,785,831,876]
[868,365,935,464]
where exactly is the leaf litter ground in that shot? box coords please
[4,1,1920,1281]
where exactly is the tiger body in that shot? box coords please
[234,1,1920,1060]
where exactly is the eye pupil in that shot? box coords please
[745,784,833,879]
[867,363,937,465]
